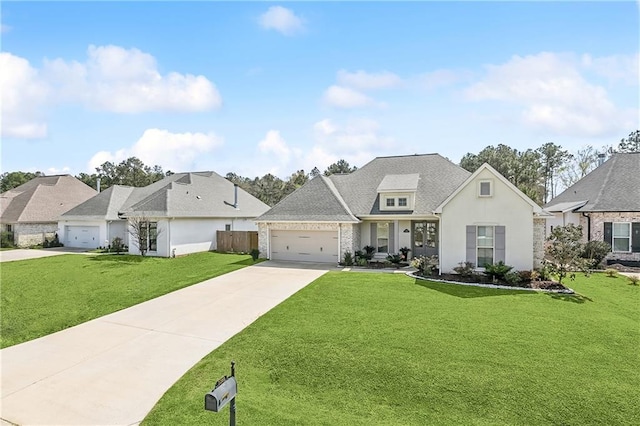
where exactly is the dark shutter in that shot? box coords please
[389,222,395,253]
[495,226,506,263]
[466,226,476,264]
[370,223,377,248]
[632,223,640,253]
[604,222,612,250]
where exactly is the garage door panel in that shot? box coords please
[271,230,338,263]
[66,226,100,249]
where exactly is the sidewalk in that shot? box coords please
[0,261,329,425]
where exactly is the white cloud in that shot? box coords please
[322,85,380,109]
[336,70,402,90]
[46,166,71,175]
[0,52,49,138]
[465,52,634,137]
[581,53,639,85]
[87,129,223,173]
[258,130,291,163]
[43,45,221,113]
[258,6,305,36]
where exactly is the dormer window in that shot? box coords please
[479,180,492,197]
[398,197,407,207]
[377,173,419,211]
[386,198,395,207]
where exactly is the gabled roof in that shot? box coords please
[256,175,359,222]
[0,175,97,223]
[545,153,640,212]
[434,163,547,215]
[257,154,471,221]
[61,172,270,220]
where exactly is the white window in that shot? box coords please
[386,198,395,207]
[140,221,158,252]
[479,180,492,197]
[477,226,494,267]
[398,197,407,207]
[613,223,631,252]
[377,222,389,253]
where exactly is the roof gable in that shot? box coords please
[434,163,545,215]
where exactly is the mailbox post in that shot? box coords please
[205,361,237,426]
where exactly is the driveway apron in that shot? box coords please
[0,261,330,425]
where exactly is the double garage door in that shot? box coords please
[66,226,100,249]
[270,230,338,263]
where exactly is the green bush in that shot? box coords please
[386,254,403,266]
[483,261,514,282]
[536,265,552,281]
[250,248,260,261]
[362,245,375,260]
[0,231,14,248]
[628,275,639,286]
[504,271,524,286]
[453,261,475,277]
[399,246,411,260]
[411,255,439,277]
[112,237,124,254]
[581,241,611,268]
[356,257,368,267]
[605,268,618,278]
[343,251,354,266]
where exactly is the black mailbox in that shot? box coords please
[205,376,237,412]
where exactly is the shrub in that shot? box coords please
[544,224,589,284]
[0,231,14,248]
[343,251,354,266]
[536,265,552,281]
[605,268,618,278]
[354,250,364,261]
[504,271,524,286]
[250,248,260,261]
[112,237,124,254]
[356,257,368,267]
[386,254,403,266]
[518,270,533,282]
[483,261,513,282]
[628,275,639,286]
[581,241,611,268]
[362,245,375,260]
[399,246,411,260]
[453,261,475,277]
[411,255,438,277]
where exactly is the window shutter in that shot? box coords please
[603,222,612,250]
[389,222,395,253]
[370,223,377,247]
[495,226,506,263]
[466,226,476,265]
[632,223,640,253]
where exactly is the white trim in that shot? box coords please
[612,222,632,253]
[478,179,493,197]
[434,163,544,214]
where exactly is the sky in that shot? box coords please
[1,1,638,180]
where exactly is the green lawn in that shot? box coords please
[0,252,255,348]
[144,272,639,425]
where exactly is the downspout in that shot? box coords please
[581,212,591,241]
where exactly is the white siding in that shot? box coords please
[440,168,535,273]
[546,212,581,236]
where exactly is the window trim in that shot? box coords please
[398,197,408,207]
[478,180,493,197]
[386,198,395,207]
[612,222,631,253]
[376,222,390,253]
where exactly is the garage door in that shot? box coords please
[66,226,100,248]
[271,230,338,263]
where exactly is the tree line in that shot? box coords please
[2,130,637,206]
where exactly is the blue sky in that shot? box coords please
[2,1,638,179]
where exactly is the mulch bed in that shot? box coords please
[426,273,570,291]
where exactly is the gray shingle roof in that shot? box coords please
[256,175,359,222]
[377,174,420,192]
[1,175,97,223]
[63,171,270,219]
[257,154,471,221]
[545,153,640,212]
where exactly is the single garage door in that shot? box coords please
[271,230,338,263]
[66,226,100,249]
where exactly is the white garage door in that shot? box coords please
[66,226,100,249]
[271,230,338,263]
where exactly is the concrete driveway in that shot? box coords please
[0,261,331,425]
[0,247,90,263]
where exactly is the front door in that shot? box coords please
[412,221,438,258]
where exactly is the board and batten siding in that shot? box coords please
[439,168,535,273]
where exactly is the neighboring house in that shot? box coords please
[59,171,270,256]
[545,153,640,265]
[0,175,97,247]
[256,154,548,272]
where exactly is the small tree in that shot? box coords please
[544,224,589,284]
[127,215,161,256]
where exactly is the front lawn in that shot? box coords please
[0,252,255,348]
[144,272,639,425]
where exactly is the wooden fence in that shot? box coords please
[216,231,259,253]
